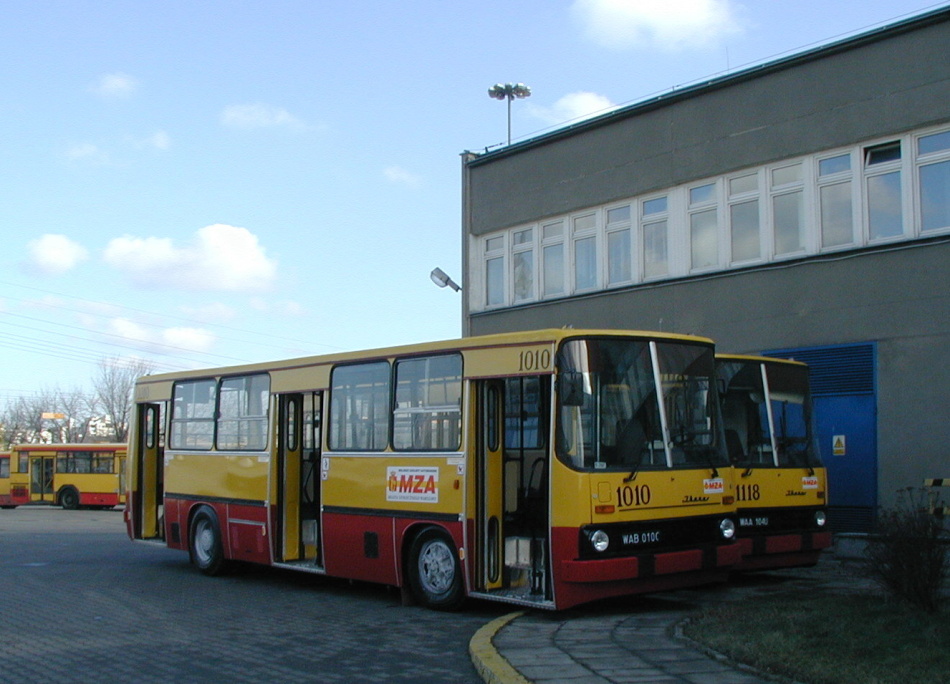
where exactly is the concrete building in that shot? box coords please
[460,7,950,531]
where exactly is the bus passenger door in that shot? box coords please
[277,392,322,565]
[133,403,164,539]
[30,456,55,503]
[475,381,504,590]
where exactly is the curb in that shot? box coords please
[468,611,530,684]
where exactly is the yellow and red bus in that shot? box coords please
[716,354,831,570]
[126,329,741,610]
[6,443,127,510]
[0,451,19,509]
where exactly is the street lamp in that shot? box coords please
[488,82,531,145]
[430,267,461,292]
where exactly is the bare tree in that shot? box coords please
[93,357,156,442]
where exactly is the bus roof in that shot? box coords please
[136,328,715,387]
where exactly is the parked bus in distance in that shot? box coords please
[0,452,17,508]
[1,449,30,508]
[8,444,127,510]
[126,329,741,610]
[716,354,831,570]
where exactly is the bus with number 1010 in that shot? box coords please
[125,329,741,610]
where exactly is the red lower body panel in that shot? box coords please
[552,526,741,610]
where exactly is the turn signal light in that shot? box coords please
[818,490,825,499]
[594,505,616,515]
[722,495,735,505]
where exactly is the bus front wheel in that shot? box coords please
[189,506,227,576]
[59,488,80,510]
[407,527,464,611]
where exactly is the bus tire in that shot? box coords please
[189,506,227,576]
[59,487,80,510]
[406,527,464,611]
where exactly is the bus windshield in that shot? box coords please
[556,338,725,472]
[717,359,822,468]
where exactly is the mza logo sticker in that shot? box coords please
[802,476,819,489]
[703,478,725,495]
[386,467,439,503]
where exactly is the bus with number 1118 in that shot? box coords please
[126,329,741,610]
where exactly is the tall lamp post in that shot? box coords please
[488,83,531,145]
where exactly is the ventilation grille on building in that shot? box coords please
[763,344,875,396]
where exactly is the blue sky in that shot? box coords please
[1,0,945,401]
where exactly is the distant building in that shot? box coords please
[460,8,950,531]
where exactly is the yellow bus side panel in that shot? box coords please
[321,455,465,517]
[164,452,270,503]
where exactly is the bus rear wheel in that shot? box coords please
[59,488,80,510]
[407,527,464,611]
[189,506,227,576]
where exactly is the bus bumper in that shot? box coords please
[560,542,742,583]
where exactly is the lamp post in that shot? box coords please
[488,83,531,145]
[430,267,461,292]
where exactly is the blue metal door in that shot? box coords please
[766,344,877,532]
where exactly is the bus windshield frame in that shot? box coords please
[555,337,726,473]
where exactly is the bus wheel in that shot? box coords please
[189,506,227,576]
[59,488,80,510]
[407,527,464,610]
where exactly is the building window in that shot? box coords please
[470,124,949,314]
[541,220,565,296]
[818,153,854,248]
[689,183,718,270]
[772,163,805,256]
[865,141,903,240]
[606,205,632,286]
[512,227,534,302]
[573,213,598,291]
[917,131,950,233]
[728,173,760,263]
[485,235,505,307]
[641,196,669,279]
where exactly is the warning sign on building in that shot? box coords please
[832,435,846,456]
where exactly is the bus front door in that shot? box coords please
[30,456,55,503]
[277,392,322,565]
[133,403,164,539]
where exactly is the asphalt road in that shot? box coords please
[0,507,508,683]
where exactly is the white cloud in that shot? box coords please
[106,318,215,354]
[572,0,742,50]
[128,130,171,150]
[26,234,89,275]
[220,103,305,130]
[383,166,422,188]
[530,91,618,125]
[249,297,305,317]
[91,72,139,97]
[103,223,277,292]
[162,327,215,353]
[65,142,111,165]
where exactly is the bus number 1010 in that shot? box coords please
[616,484,651,507]
[519,348,551,371]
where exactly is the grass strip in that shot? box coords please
[684,591,949,684]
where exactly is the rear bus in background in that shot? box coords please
[0,451,20,508]
[126,329,741,610]
[7,444,127,510]
[716,354,831,570]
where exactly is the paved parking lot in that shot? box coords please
[0,507,503,683]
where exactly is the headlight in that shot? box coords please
[815,510,827,527]
[719,518,736,540]
[590,529,610,553]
